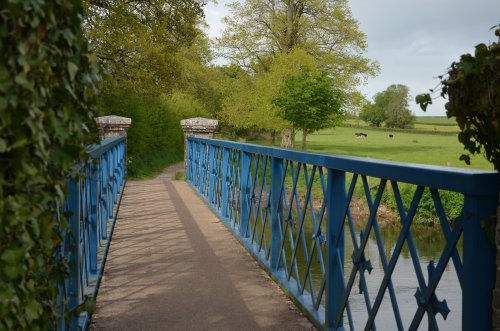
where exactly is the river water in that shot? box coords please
[339,225,462,330]
[297,224,462,330]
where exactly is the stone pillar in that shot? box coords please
[95,115,132,140]
[180,117,218,170]
[95,115,132,176]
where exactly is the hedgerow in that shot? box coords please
[0,1,98,329]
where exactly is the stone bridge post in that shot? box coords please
[180,117,218,170]
[95,115,132,140]
[95,115,132,175]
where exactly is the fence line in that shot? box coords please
[186,137,499,331]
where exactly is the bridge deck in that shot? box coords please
[90,166,313,330]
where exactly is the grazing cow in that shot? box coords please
[389,134,394,139]
[355,132,368,138]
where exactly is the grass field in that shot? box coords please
[294,126,492,170]
[415,116,457,126]
[345,117,460,134]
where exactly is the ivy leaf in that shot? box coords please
[67,61,78,81]
[0,138,7,152]
[14,73,34,92]
[1,248,25,265]
[459,154,471,165]
[25,300,42,321]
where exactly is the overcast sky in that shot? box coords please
[203,0,500,116]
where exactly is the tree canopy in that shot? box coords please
[216,0,379,145]
[273,69,344,149]
[218,0,378,92]
[361,84,415,129]
[83,0,217,176]
[83,0,205,95]
[359,101,386,127]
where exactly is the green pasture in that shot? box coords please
[415,116,457,126]
[412,123,458,133]
[345,117,459,134]
[296,126,492,170]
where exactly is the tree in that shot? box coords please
[416,27,499,171]
[218,49,318,140]
[371,84,415,129]
[217,0,379,147]
[359,101,386,127]
[218,0,378,91]
[83,0,217,176]
[273,70,344,150]
[83,0,204,95]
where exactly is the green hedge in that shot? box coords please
[0,1,98,329]
[97,87,204,178]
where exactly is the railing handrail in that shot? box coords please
[87,135,126,159]
[188,136,499,196]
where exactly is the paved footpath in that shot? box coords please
[90,165,314,331]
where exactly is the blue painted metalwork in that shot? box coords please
[57,136,127,331]
[186,137,499,331]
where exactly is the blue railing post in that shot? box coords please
[186,139,193,182]
[67,178,81,329]
[89,162,99,274]
[271,157,284,269]
[326,168,346,330]
[208,145,216,204]
[100,154,109,240]
[461,193,497,330]
[240,151,251,237]
[108,150,115,219]
[200,142,207,194]
[221,147,230,219]
[193,141,200,188]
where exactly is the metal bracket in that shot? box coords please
[312,230,326,245]
[352,231,373,294]
[414,261,450,325]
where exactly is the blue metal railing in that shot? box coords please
[57,136,126,330]
[186,137,499,331]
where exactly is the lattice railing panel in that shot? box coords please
[186,137,498,331]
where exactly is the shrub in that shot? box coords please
[97,86,205,178]
[0,1,98,329]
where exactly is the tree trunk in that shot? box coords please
[271,130,276,145]
[302,124,307,150]
[281,129,292,148]
[281,128,296,148]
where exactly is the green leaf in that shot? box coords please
[459,154,471,165]
[14,73,34,92]
[4,265,21,279]
[25,300,42,321]
[67,61,78,81]
[1,248,25,265]
[0,138,6,152]
[0,96,7,109]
